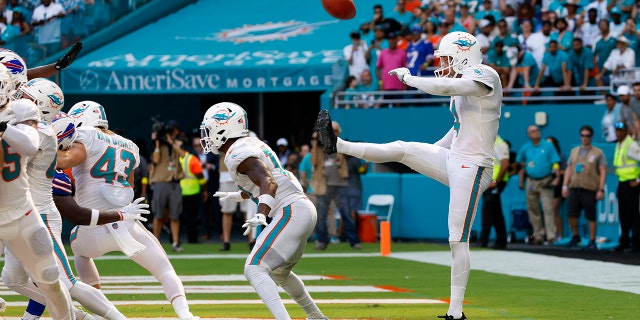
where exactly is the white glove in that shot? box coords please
[242,213,268,236]
[388,67,411,84]
[118,197,150,222]
[213,191,244,202]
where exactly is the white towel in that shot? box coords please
[106,221,145,257]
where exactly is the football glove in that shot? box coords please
[213,191,244,202]
[55,42,82,71]
[118,197,150,222]
[242,213,268,236]
[388,67,410,84]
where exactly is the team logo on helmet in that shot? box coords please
[48,92,64,107]
[213,110,236,124]
[69,105,89,117]
[453,37,476,51]
[1,58,24,75]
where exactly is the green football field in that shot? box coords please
[0,242,636,319]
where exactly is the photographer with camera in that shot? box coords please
[149,119,186,252]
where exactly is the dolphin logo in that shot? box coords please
[69,106,88,116]
[48,93,63,106]
[213,111,236,124]
[453,39,476,49]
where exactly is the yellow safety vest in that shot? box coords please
[492,136,509,182]
[179,153,200,196]
[614,136,640,182]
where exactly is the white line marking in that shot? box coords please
[98,274,333,283]
[391,251,640,294]
[1,298,444,307]
[0,285,392,296]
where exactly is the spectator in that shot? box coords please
[276,137,290,166]
[310,121,360,250]
[31,0,66,58]
[0,0,12,25]
[492,19,520,49]
[584,0,609,21]
[475,0,502,22]
[517,125,562,245]
[617,85,640,139]
[343,75,359,109]
[458,1,476,34]
[132,138,149,202]
[562,0,583,33]
[550,18,573,51]
[443,7,466,32]
[534,40,572,96]
[424,20,440,46]
[149,120,186,252]
[479,135,510,249]
[376,32,406,106]
[371,4,402,35]
[59,0,84,49]
[354,69,379,108]
[388,0,414,27]
[405,24,434,77]
[580,8,600,48]
[366,24,388,85]
[476,19,494,62]
[567,37,595,93]
[513,3,536,34]
[344,31,369,81]
[621,18,640,66]
[506,45,539,94]
[298,133,315,196]
[593,21,621,89]
[178,139,207,244]
[345,154,368,239]
[546,136,567,243]
[359,19,374,43]
[630,82,640,127]
[612,121,640,252]
[609,7,625,38]
[561,125,607,250]
[602,93,622,142]
[487,40,512,87]
[527,20,552,69]
[192,135,219,241]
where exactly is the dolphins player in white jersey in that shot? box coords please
[316,31,502,320]
[57,101,198,320]
[201,102,327,320]
[0,95,75,320]
[1,80,130,320]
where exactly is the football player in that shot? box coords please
[0,95,74,320]
[201,102,327,320]
[57,101,198,320]
[1,82,129,320]
[316,31,502,320]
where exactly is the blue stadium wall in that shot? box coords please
[328,104,620,247]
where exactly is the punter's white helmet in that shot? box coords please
[20,78,64,122]
[435,31,482,78]
[200,102,249,154]
[68,100,108,129]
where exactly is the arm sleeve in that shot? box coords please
[2,124,39,157]
[434,127,454,149]
[52,170,73,196]
[404,74,491,97]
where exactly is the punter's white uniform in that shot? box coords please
[69,126,192,318]
[0,123,74,320]
[225,136,316,271]
[340,64,502,242]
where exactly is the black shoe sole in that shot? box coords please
[316,110,337,154]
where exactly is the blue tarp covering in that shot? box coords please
[61,0,370,94]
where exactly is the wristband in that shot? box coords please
[258,194,276,209]
[89,209,99,226]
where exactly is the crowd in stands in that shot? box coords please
[341,0,640,108]
[0,0,149,65]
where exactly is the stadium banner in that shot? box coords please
[61,0,368,94]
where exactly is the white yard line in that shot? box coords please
[390,251,640,294]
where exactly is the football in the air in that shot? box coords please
[321,0,356,20]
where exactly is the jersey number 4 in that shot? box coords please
[90,146,135,187]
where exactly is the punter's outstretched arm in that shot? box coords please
[389,67,490,96]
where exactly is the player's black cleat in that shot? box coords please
[437,312,467,320]
[316,109,337,154]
